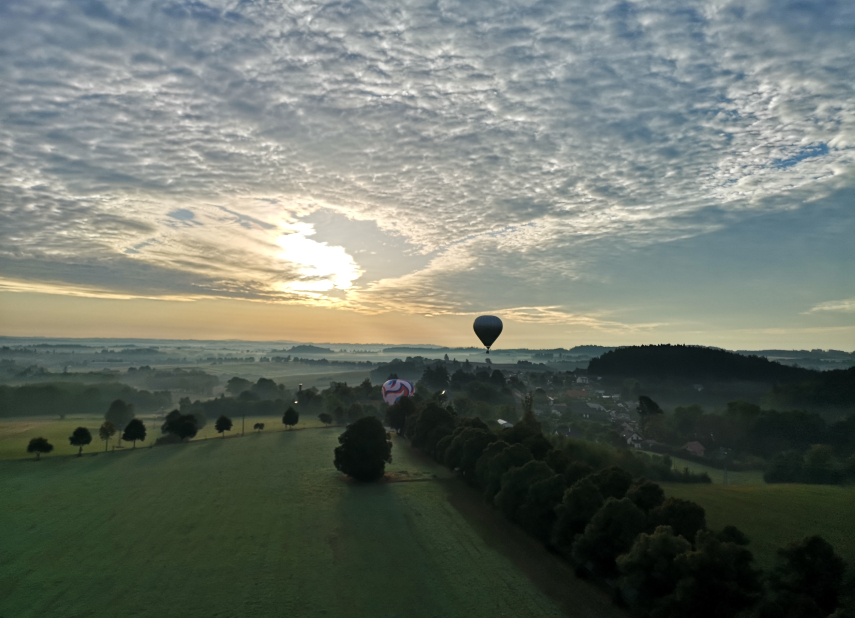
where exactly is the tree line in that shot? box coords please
[638,399,855,485]
[25,396,306,458]
[0,382,172,418]
[589,345,855,413]
[589,344,817,382]
[376,393,852,618]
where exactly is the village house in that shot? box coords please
[620,429,643,448]
[572,401,611,422]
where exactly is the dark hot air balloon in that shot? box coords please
[473,315,503,353]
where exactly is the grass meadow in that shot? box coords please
[0,426,621,618]
[662,481,855,573]
[0,414,328,460]
[667,455,767,485]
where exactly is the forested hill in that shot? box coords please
[587,344,818,382]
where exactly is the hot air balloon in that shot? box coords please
[473,315,503,353]
[381,379,415,405]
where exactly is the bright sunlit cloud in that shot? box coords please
[276,224,362,297]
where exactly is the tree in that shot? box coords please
[522,433,554,460]
[481,443,533,499]
[99,421,116,452]
[664,530,761,618]
[346,403,364,423]
[764,450,805,483]
[637,395,664,430]
[763,536,847,616]
[475,440,513,488]
[618,525,692,614]
[544,449,571,475]
[420,364,450,391]
[385,396,417,434]
[571,497,647,577]
[407,402,455,451]
[161,410,199,442]
[551,478,605,555]
[563,461,594,486]
[443,427,498,478]
[122,419,147,448]
[191,411,207,431]
[253,422,265,432]
[517,473,566,541]
[27,437,53,460]
[318,413,333,426]
[648,497,707,544]
[215,415,233,438]
[333,405,345,424]
[252,377,280,400]
[494,460,555,520]
[589,466,633,500]
[226,376,252,396]
[717,525,750,546]
[105,399,135,446]
[626,478,665,514]
[334,416,392,482]
[283,407,299,430]
[69,427,92,456]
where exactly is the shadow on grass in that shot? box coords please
[443,480,624,617]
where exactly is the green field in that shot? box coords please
[667,455,766,485]
[0,428,621,618]
[662,482,855,573]
[0,414,327,461]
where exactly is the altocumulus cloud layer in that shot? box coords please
[0,0,853,332]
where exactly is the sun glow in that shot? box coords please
[275,226,362,296]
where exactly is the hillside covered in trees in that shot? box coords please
[589,345,817,382]
[589,345,854,415]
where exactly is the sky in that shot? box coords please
[0,0,853,349]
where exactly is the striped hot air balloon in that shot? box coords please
[381,379,415,405]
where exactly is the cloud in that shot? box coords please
[806,299,855,314]
[0,0,852,326]
[485,306,666,332]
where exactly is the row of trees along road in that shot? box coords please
[25,399,304,458]
[373,385,853,618]
[26,418,147,459]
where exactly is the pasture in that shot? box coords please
[667,455,766,485]
[0,427,620,618]
[662,482,855,572]
[0,414,326,461]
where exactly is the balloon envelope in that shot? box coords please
[473,315,503,350]
[381,379,415,405]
